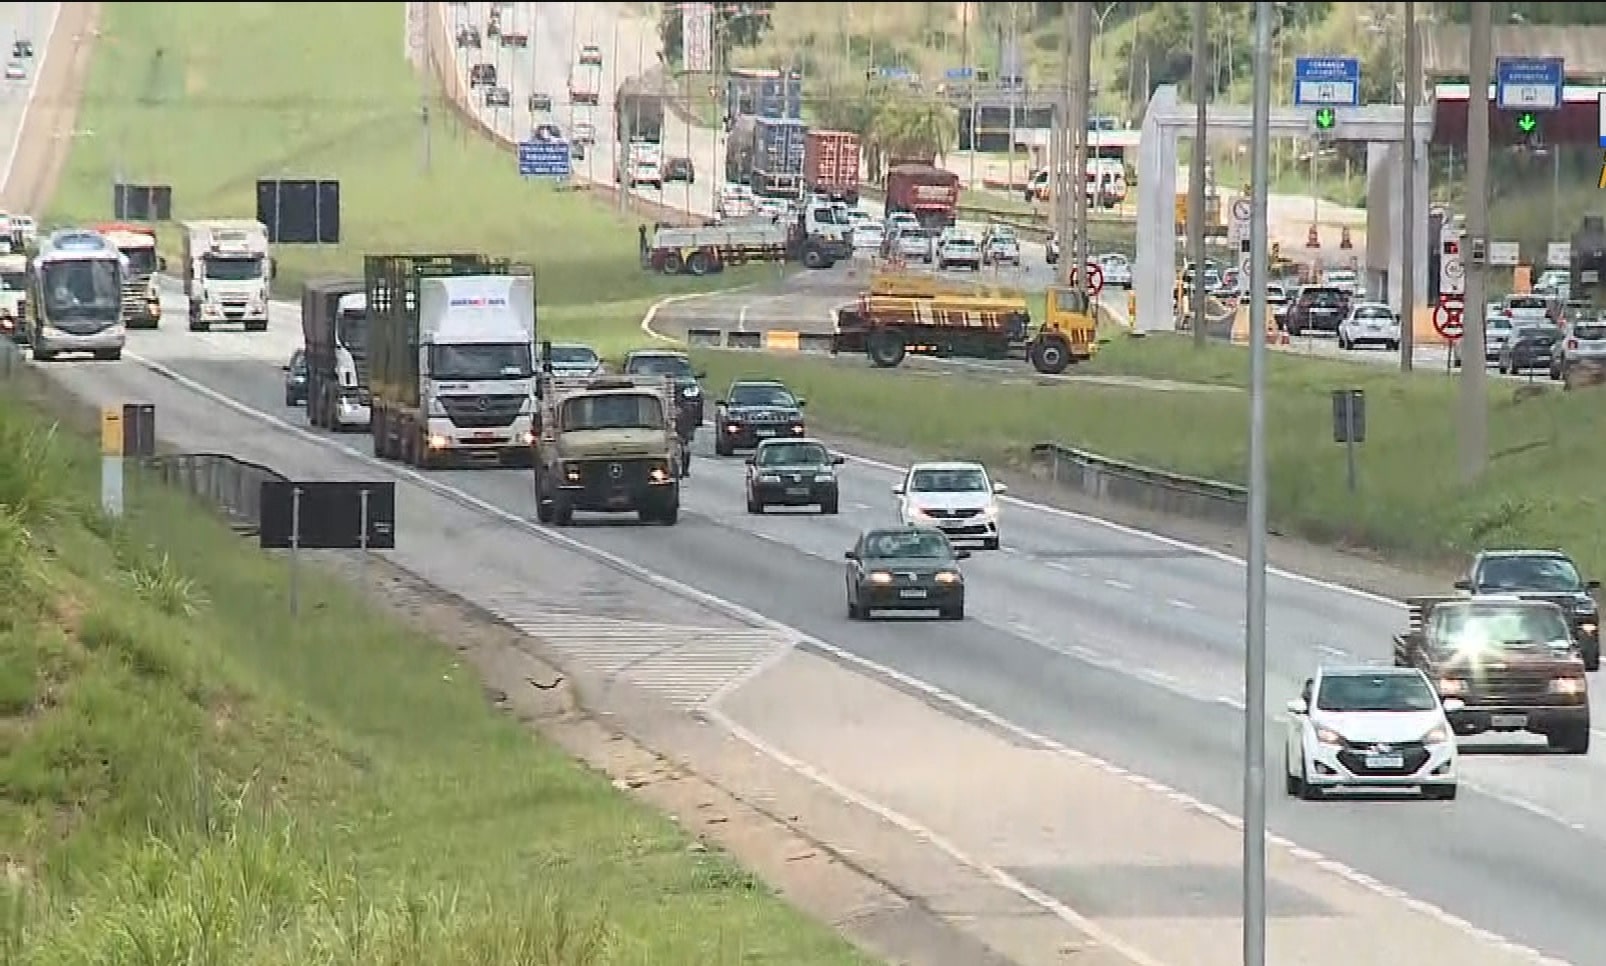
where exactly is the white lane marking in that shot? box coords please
[1169,598,1196,611]
[641,292,1406,613]
[121,352,1577,966]
[736,304,748,332]
[1104,577,1132,591]
[1316,644,1350,659]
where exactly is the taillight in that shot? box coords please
[1568,338,1579,350]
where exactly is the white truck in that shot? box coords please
[620,139,663,189]
[92,222,163,328]
[181,219,272,331]
[568,62,601,106]
[0,251,26,342]
[366,254,538,469]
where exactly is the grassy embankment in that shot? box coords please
[694,335,1606,578]
[12,3,867,962]
[45,2,759,359]
[0,379,866,964]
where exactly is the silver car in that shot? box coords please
[1452,312,1513,367]
[1552,318,1606,380]
[1097,253,1133,289]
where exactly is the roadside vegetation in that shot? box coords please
[694,335,1606,581]
[44,1,751,350]
[0,375,868,964]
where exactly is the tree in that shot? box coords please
[871,95,958,171]
[657,2,776,69]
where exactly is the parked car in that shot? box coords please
[528,91,552,112]
[663,157,696,184]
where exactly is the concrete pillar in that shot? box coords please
[1137,87,1179,333]
[1364,140,1430,313]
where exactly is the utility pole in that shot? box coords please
[1071,2,1093,293]
[1189,1,1209,345]
[1243,5,1273,964]
[1399,0,1417,371]
[1460,3,1491,482]
[1055,3,1073,282]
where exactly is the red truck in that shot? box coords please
[803,130,860,204]
[884,162,959,231]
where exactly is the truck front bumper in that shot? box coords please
[1449,704,1589,737]
[425,416,535,460]
[335,393,371,429]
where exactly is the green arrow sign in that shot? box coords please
[1516,111,1538,134]
[1313,107,1336,131]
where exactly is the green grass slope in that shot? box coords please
[0,385,868,963]
[46,2,747,354]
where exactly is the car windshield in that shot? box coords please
[1315,673,1440,713]
[1354,305,1392,320]
[1475,554,1584,592]
[1432,604,1573,652]
[909,467,988,492]
[1489,317,1512,330]
[288,350,306,373]
[1507,296,1547,311]
[1516,325,1558,340]
[757,441,827,466]
[1303,288,1344,306]
[429,343,533,381]
[1574,324,1606,340]
[729,383,795,407]
[627,354,693,378]
[559,392,665,431]
[863,530,952,560]
[548,345,598,369]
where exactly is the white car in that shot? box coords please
[5,61,26,81]
[936,233,982,271]
[852,221,884,253]
[890,226,932,262]
[983,227,1021,266]
[893,461,1004,549]
[1503,293,1551,326]
[579,44,603,66]
[1285,665,1460,801]
[1266,284,1291,327]
[1096,252,1132,289]
[1337,301,1400,351]
[885,212,919,236]
[571,120,595,145]
[1322,268,1359,294]
[718,183,756,219]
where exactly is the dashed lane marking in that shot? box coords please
[478,596,796,710]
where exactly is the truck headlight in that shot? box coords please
[682,385,700,398]
[1550,677,1586,695]
[1437,677,1467,695]
[427,397,447,417]
[867,571,893,585]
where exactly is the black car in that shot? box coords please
[1456,549,1601,670]
[456,25,481,48]
[485,86,512,108]
[746,438,842,514]
[283,349,308,406]
[622,349,705,430]
[469,63,497,88]
[714,379,805,455]
[1499,323,1560,375]
[1285,286,1350,335]
[845,527,969,621]
[12,40,31,59]
[664,157,696,184]
[528,91,553,112]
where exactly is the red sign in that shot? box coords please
[1433,298,1465,340]
[1070,261,1105,297]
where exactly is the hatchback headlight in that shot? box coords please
[934,571,961,584]
[757,473,781,484]
[1422,725,1451,745]
[1314,726,1346,747]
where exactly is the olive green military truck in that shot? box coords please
[532,370,682,526]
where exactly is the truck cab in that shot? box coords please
[533,372,682,526]
[92,222,164,329]
[182,219,272,332]
[621,139,663,189]
[0,251,26,342]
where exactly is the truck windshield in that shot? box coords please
[203,255,264,282]
[122,247,157,277]
[0,270,24,291]
[559,393,665,431]
[430,343,533,381]
[1432,605,1573,653]
[41,259,120,319]
[334,311,367,349]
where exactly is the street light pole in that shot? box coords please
[1399,0,1418,372]
[1459,1,1491,483]
[1243,3,1273,964]
[1189,2,1209,346]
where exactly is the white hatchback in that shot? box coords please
[1285,665,1460,801]
[1337,301,1400,351]
[893,461,1005,549]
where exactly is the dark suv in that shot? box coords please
[714,380,805,456]
[1455,549,1601,670]
[621,349,706,434]
[1285,286,1351,335]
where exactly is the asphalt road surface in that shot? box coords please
[11,5,1605,962]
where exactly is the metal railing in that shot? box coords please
[141,453,288,535]
[1029,442,1246,527]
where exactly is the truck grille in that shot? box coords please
[119,281,146,314]
[441,394,525,428]
[220,297,249,318]
[1462,671,1557,705]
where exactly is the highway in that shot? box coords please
[8,2,1606,962]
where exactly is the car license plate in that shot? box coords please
[785,486,809,496]
[755,428,776,437]
[1364,754,1404,769]
[472,431,497,440]
[1490,713,1528,728]
[898,588,927,599]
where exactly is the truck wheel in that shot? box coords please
[866,330,906,368]
[535,490,555,524]
[687,251,711,276]
[553,496,574,526]
[663,252,684,275]
[802,247,825,270]
[1029,334,1072,375]
[657,497,679,525]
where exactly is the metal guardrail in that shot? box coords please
[142,453,289,536]
[1029,442,1246,526]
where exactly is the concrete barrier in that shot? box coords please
[725,331,763,350]
[685,328,723,347]
[798,332,835,353]
[679,328,836,353]
[1029,442,1245,527]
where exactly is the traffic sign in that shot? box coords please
[1496,56,1564,112]
[1549,241,1572,267]
[1599,91,1606,147]
[1070,261,1105,297]
[518,139,571,178]
[1433,299,1465,341]
[1312,107,1338,132]
[1293,57,1360,108]
[1232,198,1252,222]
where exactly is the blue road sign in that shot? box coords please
[518,139,571,178]
[1293,56,1360,108]
[875,66,915,81]
[1496,56,1564,112]
[945,66,975,81]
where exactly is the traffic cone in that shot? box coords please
[1340,226,1353,250]
[1306,224,1320,248]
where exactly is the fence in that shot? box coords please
[141,453,289,536]
[1029,442,1246,527]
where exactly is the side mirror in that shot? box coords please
[1589,579,1601,591]
[157,255,168,272]
[831,454,845,465]
[714,399,724,407]
[1441,697,1466,714]
[695,370,707,379]
[280,363,290,372]
[1284,698,1307,716]
[843,550,857,561]
[745,454,756,465]
[992,482,1008,494]
[954,549,971,560]
[795,398,807,408]
[891,483,905,495]
[1453,577,1473,592]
